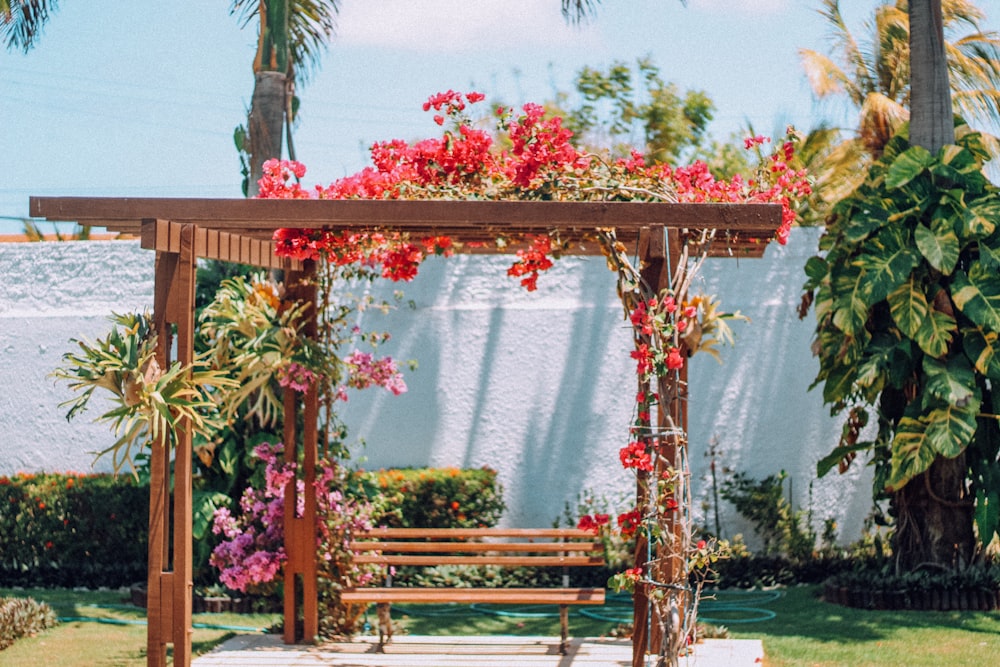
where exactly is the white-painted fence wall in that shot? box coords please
[0,229,873,543]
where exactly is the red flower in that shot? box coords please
[619,441,653,471]
[577,513,610,533]
[631,344,653,376]
[451,501,460,511]
[617,509,642,539]
[696,539,707,550]
[666,347,684,370]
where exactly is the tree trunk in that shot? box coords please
[892,454,975,571]
[247,70,287,196]
[908,0,954,152]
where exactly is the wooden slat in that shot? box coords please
[361,528,598,539]
[352,555,604,567]
[30,197,782,234]
[350,541,601,553]
[339,587,606,605]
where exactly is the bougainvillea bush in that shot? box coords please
[256,91,809,660]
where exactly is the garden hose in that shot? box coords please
[56,604,270,632]
[393,590,781,625]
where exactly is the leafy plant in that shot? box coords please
[720,471,819,562]
[802,121,1000,567]
[0,596,57,650]
[52,312,237,474]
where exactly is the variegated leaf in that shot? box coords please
[914,308,956,359]
[888,278,928,339]
[960,199,1000,240]
[887,416,938,490]
[857,226,920,304]
[924,398,979,459]
[886,145,934,189]
[921,356,975,404]
[952,264,1000,331]
[914,220,959,275]
[962,326,1000,379]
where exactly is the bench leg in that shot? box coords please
[376,602,393,651]
[559,604,569,655]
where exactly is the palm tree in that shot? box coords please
[230,1,339,195]
[798,0,1000,222]
[1,0,59,51]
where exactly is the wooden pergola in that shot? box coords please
[30,197,781,667]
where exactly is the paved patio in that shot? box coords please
[192,634,764,666]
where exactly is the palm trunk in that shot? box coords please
[890,0,972,572]
[247,70,287,196]
[908,0,954,152]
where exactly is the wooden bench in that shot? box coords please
[341,527,606,654]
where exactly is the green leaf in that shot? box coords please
[822,362,858,405]
[803,255,828,285]
[980,242,1000,272]
[975,488,1000,547]
[817,441,873,478]
[959,199,1000,240]
[923,399,979,459]
[887,416,938,490]
[914,307,956,358]
[831,265,869,335]
[952,264,1000,331]
[915,220,960,275]
[886,145,934,189]
[921,356,975,404]
[887,278,928,339]
[856,226,920,304]
[962,326,1000,379]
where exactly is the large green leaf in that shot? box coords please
[959,198,1000,241]
[980,241,1000,272]
[914,220,960,275]
[822,362,858,405]
[803,255,828,286]
[914,307,956,358]
[962,326,1000,379]
[886,145,934,189]
[923,399,979,459]
[842,209,889,245]
[921,356,975,404]
[817,440,873,478]
[975,487,1000,547]
[952,264,1000,331]
[831,265,870,335]
[888,278,928,339]
[887,416,938,490]
[856,226,920,304]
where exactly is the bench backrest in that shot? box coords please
[350,527,605,568]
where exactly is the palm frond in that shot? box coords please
[1,0,58,52]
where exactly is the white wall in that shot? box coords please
[0,241,154,474]
[0,230,873,543]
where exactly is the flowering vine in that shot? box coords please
[252,90,810,659]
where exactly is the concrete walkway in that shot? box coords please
[192,634,764,666]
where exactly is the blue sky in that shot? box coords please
[3,0,997,232]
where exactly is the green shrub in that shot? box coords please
[355,466,505,529]
[0,472,147,587]
[0,596,57,650]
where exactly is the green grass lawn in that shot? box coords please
[0,587,278,667]
[2,585,998,666]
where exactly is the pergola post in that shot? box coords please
[147,221,196,667]
[281,260,320,643]
[632,226,688,667]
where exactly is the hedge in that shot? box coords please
[355,466,506,529]
[0,473,148,588]
[0,466,505,589]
